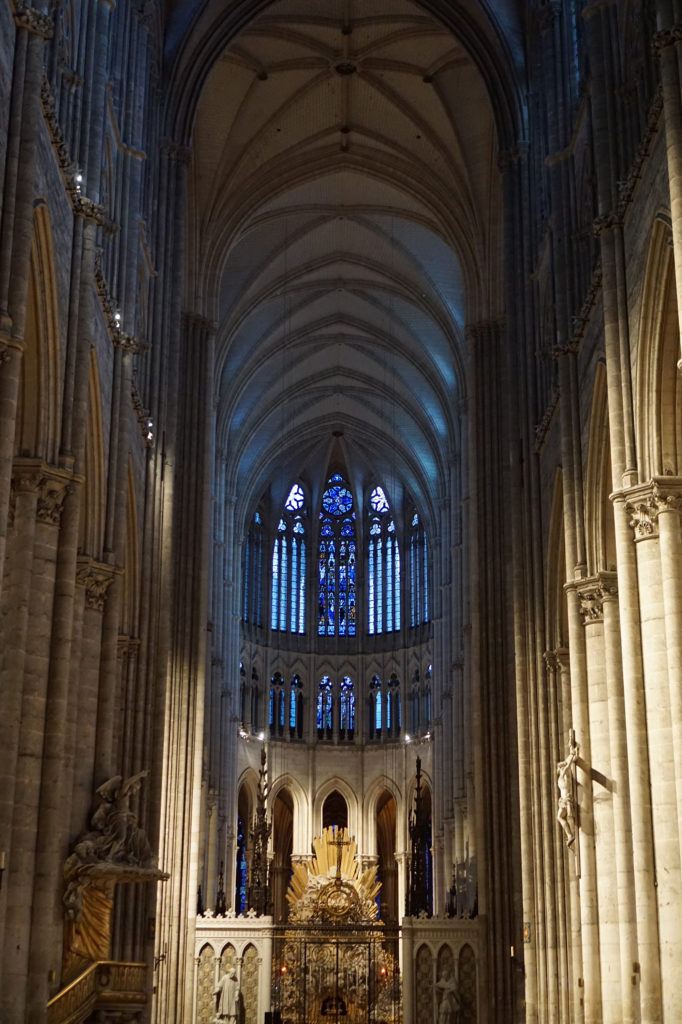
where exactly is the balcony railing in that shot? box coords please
[46,961,147,1024]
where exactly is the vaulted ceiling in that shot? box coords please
[182,0,520,525]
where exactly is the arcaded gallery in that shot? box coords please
[1,1,681,1022]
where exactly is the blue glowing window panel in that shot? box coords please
[386,688,391,730]
[279,689,285,729]
[298,541,306,633]
[341,518,354,537]
[290,538,299,633]
[271,539,280,629]
[268,688,275,727]
[412,511,419,527]
[278,518,286,532]
[423,537,429,622]
[285,483,305,511]
[370,486,389,513]
[375,689,382,732]
[235,814,247,914]
[293,518,304,534]
[396,691,402,729]
[394,539,401,627]
[317,676,333,733]
[340,676,355,732]
[377,538,383,633]
[279,536,288,631]
[255,511,262,524]
[322,483,353,517]
[387,536,394,632]
[368,540,376,634]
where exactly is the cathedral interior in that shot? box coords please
[1,1,682,1022]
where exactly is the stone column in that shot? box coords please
[625,485,681,1019]
[0,3,53,601]
[653,12,682,364]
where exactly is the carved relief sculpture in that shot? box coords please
[62,771,168,982]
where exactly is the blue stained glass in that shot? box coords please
[290,687,297,729]
[293,519,304,534]
[299,542,306,633]
[330,473,343,482]
[412,512,419,526]
[370,486,390,513]
[340,677,355,732]
[322,485,353,516]
[341,518,354,536]
[271,539,280,629]
[375,688,382,731]
[254,511,262,524]
[321,519,333,537]
[388,520,395,533]
[369,540,375,634]
[285,483,305,511]
[278,518,286,532]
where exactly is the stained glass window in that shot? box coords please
[339,676,355,739]
[318,475,356,636]
[410,510,429,627]
[289,674,302,739]
[317,676,333,738]
[242,511,263,626]
[235,814,247,914]
[370,675,382,739]
[368,486,400,634]
[271,485,307,634]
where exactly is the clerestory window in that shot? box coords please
[368,485,401,634]
[271,483,307,634]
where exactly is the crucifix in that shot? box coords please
[329,828,350,882]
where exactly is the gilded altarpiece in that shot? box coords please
[274,829,401,1024]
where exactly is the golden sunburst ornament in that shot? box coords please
[286,827,380,923]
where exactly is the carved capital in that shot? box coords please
[652,25,682,56]
[593,211,620,237]
[576,572,617,623]
[625,481,682,540]
[76,558,116,611]
[13,461,73,525]
[13,1,53,38]
[37,476,72,524]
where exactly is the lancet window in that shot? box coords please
[368,485,401,634]
[317,675,333,739]
[318,474,356,636]
[409,510,429,627]
[271,483,307,634]
[339,675,355,740]
[242,510,263,626]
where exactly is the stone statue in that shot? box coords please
[436,966,460,1024]
[62,771,168,982]
[215,967,240,1022]
[557,738,579,848]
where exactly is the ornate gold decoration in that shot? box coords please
[279,830,399,1024]
[286,828,380,924]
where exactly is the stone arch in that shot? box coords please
[375,788,398,923]
[314,776,358,837]
[14,203,61,463]
[119,460,140,637]
[269,772,309,854]
[415,943,435,1024]
[77,350,105,558]
[363,775,403,853]
[545,469,568,650]
[220,941,237,973]
[458,943,477,1022]
[196,942,218,1024]
[635,218,681,477]
[584,363,616,575]
[271,785,293,922]
[240,942,260,1024]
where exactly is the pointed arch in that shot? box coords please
[78,350,105,557]
[14,203,61,462]
[584,363,615,575]
[636,217,681,477]
[119,460,139,636]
